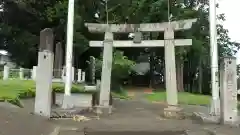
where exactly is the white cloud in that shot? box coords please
[218,0,240,63]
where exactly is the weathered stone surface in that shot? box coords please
[90,39,192,47]
[34,28,54,118]
[164,25,178,106]
[99,32,113,107]
[220,57,239,126]
[192,112,220,124]
[54,42,63,78]
[163,106,184,119]
[85,18,197,33]
[39,28,54,52]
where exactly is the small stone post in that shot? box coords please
[90,56,96,85]
[77,69,82,82]
[220,57,239,125]
[31,66,37,80]
[3,65,9,80]
[61,67,65,81]
[81,71,86,82]
[34,28,54,118]
[19,68,24,80]
[54,42,63,78]
[72,67,75,82]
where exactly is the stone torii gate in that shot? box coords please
[85,19,196,115]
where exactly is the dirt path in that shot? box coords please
[0,103,57,135]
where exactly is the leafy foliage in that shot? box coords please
[96,50,135,80]
[0,0,239,93]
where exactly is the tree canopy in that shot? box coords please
[0,0,239,93]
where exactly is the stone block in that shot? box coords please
[163,106,184,119]
[192,112,220,124]
[61,94,93,108]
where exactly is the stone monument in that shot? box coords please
[53,42,63,78]
[90,56,96,85]
[220,57,239,126]
[34,28,54,118]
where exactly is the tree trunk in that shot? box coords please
[176,58,184,92]
[198,58,203,94]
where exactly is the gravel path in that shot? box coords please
[0,92,239,135]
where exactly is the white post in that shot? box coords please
[72,67,75,82]
[209,0,220,115]
[61,67,65,81]
[77,69,82,82]
[19,68,24,80]
[32,66,37,80]
[3,65,9,80]
[81,71,86,82]
[62,0,75,109]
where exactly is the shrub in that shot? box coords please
[95,50,135,92]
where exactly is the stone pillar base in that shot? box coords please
[163,106,184,119]
[62,95,74,109]
[95,105,113,116]
[209,98,220,116]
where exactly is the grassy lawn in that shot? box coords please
[0,80,129,106]
[146,92,211,105]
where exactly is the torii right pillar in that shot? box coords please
[163,24,184,119]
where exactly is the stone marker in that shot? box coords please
[34,28,54,118]
[3,65,9,80]
[31,66,37,80]
[19,68,24,80]
[77,69,82,82]
[61,66,75,82]
[53,42,63,78]
[82,71,86,82]
[220,57,239,125]
[90,56,96,84]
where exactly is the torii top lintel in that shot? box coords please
[85,18,197,33]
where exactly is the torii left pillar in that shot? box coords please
[97,31,114,114]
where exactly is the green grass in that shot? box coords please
[0,80,91,106]
[146,92,211,105]
[0,80,130,106]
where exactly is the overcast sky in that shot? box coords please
[218,0,240,63]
